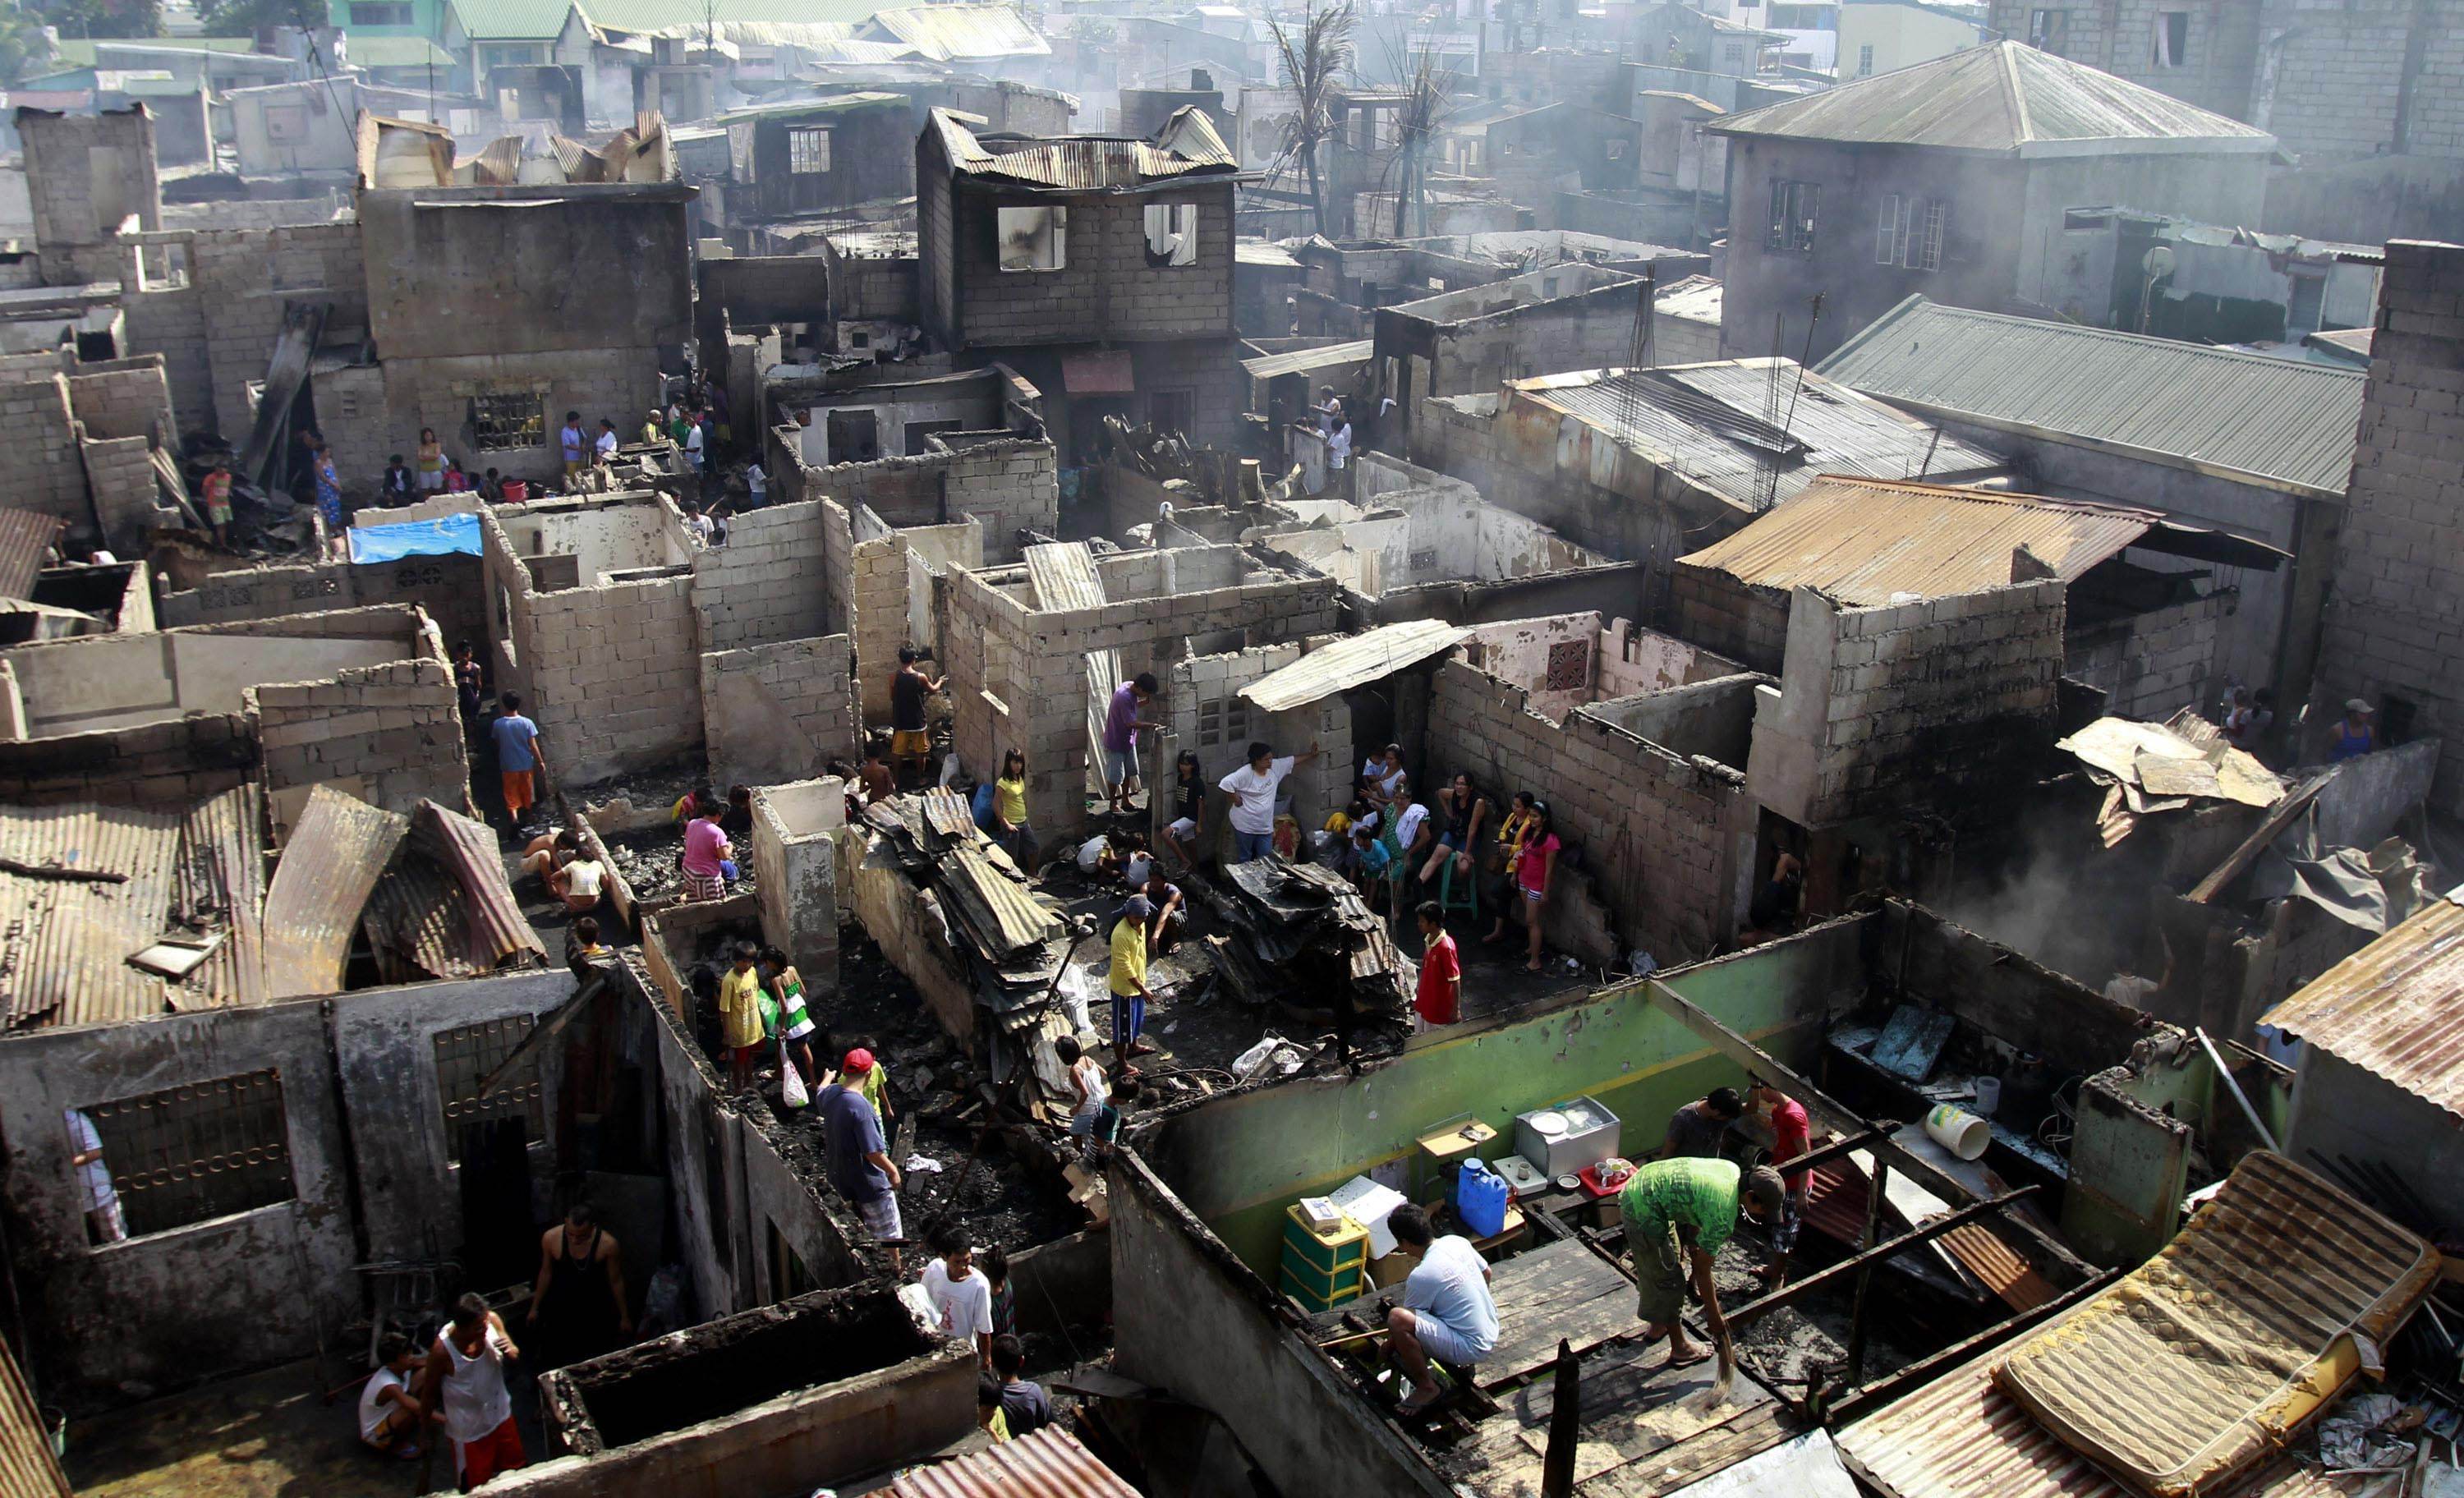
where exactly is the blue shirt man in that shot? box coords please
[491,710,539,772]
[819,1081,904,1268]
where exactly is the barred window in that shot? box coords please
[788,126,830,176]
[471,391,545,452]
[1765,180,1818,254]
[76,1070,296,1239]
[435,1016,545,1165]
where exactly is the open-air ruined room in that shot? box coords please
[3,10,2464,1498]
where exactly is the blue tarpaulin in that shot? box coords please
[347,512,482,565]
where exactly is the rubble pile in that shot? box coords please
[1205,857,1414,1036]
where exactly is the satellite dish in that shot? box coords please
[2142,245,2176,279]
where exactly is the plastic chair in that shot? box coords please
[1433,851,1478,921]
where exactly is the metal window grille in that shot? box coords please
[1545,640,1589,692]
[80,1070,296,1238]
[1913,200,1946,272]
[435,1017,545,1165]
[1766,181,1817,253]
[471,392,545,452]
[1148,389,1194,435]
[788,126,830,175]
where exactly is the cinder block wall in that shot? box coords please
[189,222,368,439]
[250,653,471,815]
[946,187,1235,347]
[692,499,832,651]
[2312,238,2464,810]
[66,357,174,441]
[1430,655,1750,959]
[160,553,490,674]
[82,433,168,548]
[0,712,254,805]
[22,109,159,286]
[2064,592,2226,722]
[0,374,94,529]
[1669,566,1789,673]
[751,777,846,993]
[821,439,1058,563]
[698,633,859,793]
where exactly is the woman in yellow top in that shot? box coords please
[1110,894,1157,1058]
[1483,791,1541,945]
[716,940,767,1093]
[991,749,1032,867]
[416,428,446,492]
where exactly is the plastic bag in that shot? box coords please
[780,1043,810,1110]
[756,990,781,1037]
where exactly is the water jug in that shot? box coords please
[1455,1157,1510,1238]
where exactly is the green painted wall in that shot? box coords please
[1148,919,1867,1275]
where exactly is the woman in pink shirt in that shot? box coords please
[1514,806,1559,972]
[680,788,733,902]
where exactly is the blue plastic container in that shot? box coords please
[1455,1157,1510,1238]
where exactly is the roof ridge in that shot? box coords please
[2000,39,2033,145]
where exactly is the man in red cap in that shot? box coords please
[840,1046,893,1125]
[817,1054,902,1271]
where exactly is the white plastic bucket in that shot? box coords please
[1972,1077,2002,1118]
[1924,1103,1991,1161]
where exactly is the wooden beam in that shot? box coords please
[1726,1186,2041,1329]
[1826,1266,2123,1425]
[2186,771,2333,903]
[1644,979,2099,1286]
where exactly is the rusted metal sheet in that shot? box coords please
[411,797,546,973]
[176,783,268,1010]
[1676,476,2158,604]
[885,1427,1140,1498]
[0,801,182,1030]
[1936,1222,2056,1313]
[362,857,478,985]
[1240,620,1469,713]
[1837,1344,2352,1498]
[1990,1151,2436,1497]
[1023,541,1106,612]
[260,784,407,999]
[2262,898,2464,1119]
[931,104,1234,192]
[0,507,62,600]
[0,1333,70,1498]
[1239,338,1373,382]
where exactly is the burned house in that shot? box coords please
[706,92,913,245]
[917,106,1243,459]
[1410,358,2006,567]
[1376,262,1656,432]
[1818,295,2364,709]
[1708,42,2281,365]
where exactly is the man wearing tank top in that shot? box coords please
[421,1292,526,1487]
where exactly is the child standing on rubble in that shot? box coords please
[1110,894,1160,1059]
[759,946,821,1091]
[680,790,733,903]
[716,941,765,1093]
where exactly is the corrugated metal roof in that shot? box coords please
[863,3,1047,58]
[261,785,407,999]
[448,0,572,40]
[1519,361,2006,512]
[1708,41,2277,156]
[0,785,267,1030]
[1655,273,1722,325]
[1234,240,1303,269]
[1240,338,1373,381]
[1241,620,1470,712]
[714,90,904,124]
[1992,1151,2436,1496]
[1839,1347,2356,1498]
[0,507,62,600]
[1818,297,2365,494]
[2261,898,2464,1120]
[416,799,545,972]
[0,1333,71,1498]
[930,105,1235,191]
[886,1427,1141,1498]
[1675,475,2158,602]
[1023,541,1107,612]
[347,35,458,67]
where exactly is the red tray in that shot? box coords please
[1577,1164,1634,1198]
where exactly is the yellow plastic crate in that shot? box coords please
[1281,1202,1370,1276]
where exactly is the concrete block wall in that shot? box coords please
[82,432,168,548]
[160,552,490,670]
[820,495,856,636]
[691,499,831,651]
[697,634,860,794]
[2064,593,2227,722]
[376,347,660,491]
[66,357,174,441]
[1669,567,1791,673]
[1751,581,2066,829]
[21,109,159,286]
[1429,655,1750,959]
[123,283,211,436]
[751,777,845,991]
[939,561,1343,838]
[250,652,471,815]
[816,439,1058,563]
[0,711,253,805]
[849,519,981,726]
[2313,239,2464,811]
[186,222,368,439]
[946,187,1235,347]
[0,373,93,530]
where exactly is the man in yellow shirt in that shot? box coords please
[1110,895,1158,1059]
[717,940,766,1093]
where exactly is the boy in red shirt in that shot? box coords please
[1748,1076,1812,1286]
[1414,902,1460,1029]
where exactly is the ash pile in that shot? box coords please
[1205,857,1414,1041]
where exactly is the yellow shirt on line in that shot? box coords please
[1110,918,1147,998]
[717,965,766,1049]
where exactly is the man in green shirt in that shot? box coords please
[1618,1157,1786,1372]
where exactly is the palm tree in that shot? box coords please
[1382,43,1454,239]
[0,9,57,82]
[1267,0,1354,237]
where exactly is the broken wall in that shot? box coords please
[1749,581,2066,830]
[21,108,159,287]
[938,556,1343,837]
[0,710,252,805]
[2064,591,2227,723]
[1669,563,1790,672]
[811,438,1057,564]
[3,606,416,738]
[0,372,96,531]
[697,633,858,792]
[250,642,471,817]
[159,549,489,650]
[852,517,981,723]
[750,778,844,988]
[1430,654,1759,960]
[690,499,833,652]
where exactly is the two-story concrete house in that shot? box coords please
[1708,40,2278,365]
[916,106,1243,462]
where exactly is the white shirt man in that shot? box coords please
[1329,421,1352,470]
